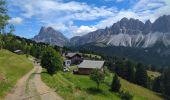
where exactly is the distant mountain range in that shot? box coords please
[33,15,170,48]
[32,15,170,67]
[71,15,170,48]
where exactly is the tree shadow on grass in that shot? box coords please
[41,71,48,74]
[32,72,41,75]
[86,87,104,95]
[41,71,55,76]
[32,71,48,75]
[40,71,49,75]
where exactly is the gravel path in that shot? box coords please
[5,63,63,100]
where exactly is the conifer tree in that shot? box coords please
[124,61,135,82]
[162,67,170,99]
[152,76,161,93]
[135,63,148,87]
[111,74,121,92]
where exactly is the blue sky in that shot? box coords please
[7,0,170,38]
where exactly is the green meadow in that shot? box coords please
[0,49,33,99]
[41,66,162,100]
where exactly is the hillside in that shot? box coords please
[41,66,162,100]
[0,49,33,99]
[73,43,170,67]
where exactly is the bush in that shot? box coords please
[104,67,110,77]
[90,69,105,89]
[111,74,121,92]
[119,91,133,100]
[41,47,63,75]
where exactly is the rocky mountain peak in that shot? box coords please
[39,26,62,36]
[145,20,152,25]
[152,15,170,33]
[70,15,170,48]
[33,26,68,47]
[110,18,145,35]
[143,20,152,34]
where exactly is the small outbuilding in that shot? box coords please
[64,53,83,65]
[14,50,23,55]
[77,60,105,75]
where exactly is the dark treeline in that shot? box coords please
[73,43,170,67]
[0,33,61,58]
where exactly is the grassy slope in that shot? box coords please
[42,71,120,100]
[41,67,162,100]
[84,54,101,59]
[147,70,161,80]
[120,78,162,100]
[0,49,33,98]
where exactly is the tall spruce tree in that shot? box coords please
[152,76,161,93]
[162,67,170,99]
[111,74,121,92]
[115,61,125,77]
[135,63,148,87]
[124,61,135,82]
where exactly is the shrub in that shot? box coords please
[41,47,63,75]
[119,91,133,100]
[111,74,121,92]
[90,69,105,89]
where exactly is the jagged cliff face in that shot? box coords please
[33,26,68,47]
[32,15,170,48]
[71,15,170,48]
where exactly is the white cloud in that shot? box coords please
[95,0,170,30]
[22,4,34,18]
[133,0,165,12]
[8,17,23,25]
[8,0,170,37]
[133,0,170,21]
[70,25,97,36]
[116,0,124,2]
[95,11,139,29]
[8,0,117,36]
[46,22,97,36]
[47,23,68,32]
[103,0,124,2]
[9,0,116,20]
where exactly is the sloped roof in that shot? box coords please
[78,60,104,69]
[14,50,22,53]
[66,53,81,58]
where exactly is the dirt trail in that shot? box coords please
[5,63,63,100]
